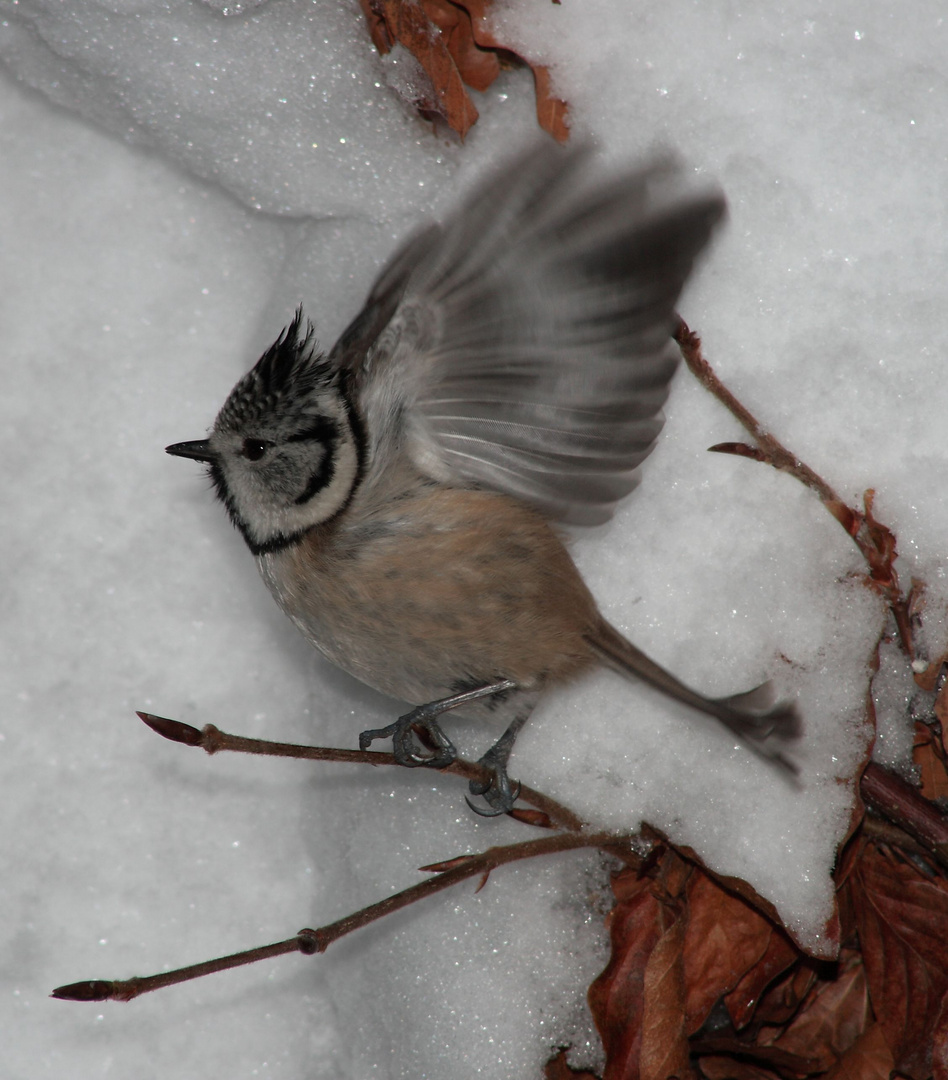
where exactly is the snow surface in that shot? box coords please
[3,1,948,1077]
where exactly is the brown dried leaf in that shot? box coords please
[360,0,394,52]
[458,0,570,140]
[360,0,479,138]
[751,961,819,1028]
[915,721,948,802]
[933,1003,948,1080]
[531,63,570,142]
[693,1036,820,1078]
[683,871,775,1034]
[850,842,948,1077]
[359,0,570,140]
[640,906,693,1080]
[587,870,663,1080]
[696,1056,780,1080]
[666,837,804,947]
[821,1022,894,1080]
[544,1047,601,1080]
[759,951,870,1072]
[651,845,693,902]
[724,929,801,1031]
[421,0,500,91]
[588,853,695,1080]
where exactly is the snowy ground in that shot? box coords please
[3,2,947,1077]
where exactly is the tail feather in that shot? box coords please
[585,620,802,777]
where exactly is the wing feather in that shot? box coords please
[331,141,726,524]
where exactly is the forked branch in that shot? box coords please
[51,828,621,1002]
[675,320,915,656]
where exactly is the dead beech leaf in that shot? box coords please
[457,0,570,139]
[682,871,775,1034]
[696,1056,780,1080]
[587,871,663,1080]
[724,928,800,1030]
[932,1003,948,1080]
[751,960,819,1028]
[640,905,692,1080]
[821,1021,895,1080]
[850,842,948,1078]
[915,722,948,802]
[360,0,479,138]
[666,837,803,946]
[543,1047,601,1079]
[759,950,870,1071]
[531,63,570,142]
[421,0,500,92]
[359,0,569,140]
[691,1031,821,1075]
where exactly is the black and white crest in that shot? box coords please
[214,308,336,436]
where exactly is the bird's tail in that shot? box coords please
[585,619,802,777]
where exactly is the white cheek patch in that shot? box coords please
[259,423,360,541]
[311,431,360,519]
[291,440,336,506]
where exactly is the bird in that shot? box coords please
[166,141,801,815]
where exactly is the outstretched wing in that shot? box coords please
[330,141,726,525]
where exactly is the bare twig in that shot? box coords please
[54,714,948,1004]
[675,320,915,656]
[672,324,948,871]
[51,829,622,1002]
[137,712,587,833]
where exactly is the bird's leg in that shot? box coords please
[466,711,531,817]
[359,679,517,771]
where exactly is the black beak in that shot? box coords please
[165,439,218,463]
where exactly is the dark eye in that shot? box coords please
[241,438,269,461]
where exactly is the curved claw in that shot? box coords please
[466,777,522,816]
[465,795,508,818]
[393,718,455,769]
[359,708,457,769]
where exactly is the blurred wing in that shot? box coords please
[330,141,726,525]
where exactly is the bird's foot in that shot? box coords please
[465,744,522,817]
[359,704,457,770]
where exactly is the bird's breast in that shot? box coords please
[256,486,601,707]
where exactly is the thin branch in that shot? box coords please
[54,718,948,1004]
[138,711,948,874]
[861,816,941,870]
[861,760,948,869]
[672,323,948,870]
[51,829,621,1003]
[675,320,915,656]
[137,712,587,833]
